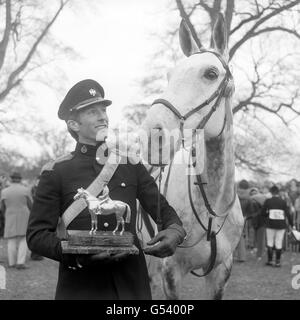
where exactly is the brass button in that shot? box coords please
[104,222,109,228]
[81,145,87,153]
[121,182,126,187]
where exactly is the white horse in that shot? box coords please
[74,186,130,235]
[140,14,244,300]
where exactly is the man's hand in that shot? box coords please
[143,225,186,258]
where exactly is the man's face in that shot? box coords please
[75,103,109,144]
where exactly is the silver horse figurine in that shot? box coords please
[73,186,130,235]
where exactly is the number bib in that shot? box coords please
[269,209,285,220]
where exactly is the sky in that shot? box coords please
[36,0,172,128]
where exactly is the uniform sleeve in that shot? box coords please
[26,168,74,266]
[136,162,183,230]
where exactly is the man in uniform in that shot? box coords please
[26,79,186,300]
[1,172,32,269]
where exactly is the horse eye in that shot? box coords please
[204,70,218,80]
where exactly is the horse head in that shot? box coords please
[140,13,235,166]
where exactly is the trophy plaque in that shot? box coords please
[61,186,139,256]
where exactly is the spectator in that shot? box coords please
[234,179,255,262]
[280,186,295,248]
[262,182,273,199]
[0,172,32,269]
[288,179,299,206]
[249,187,267,261]
[294,189,300,229]
[261,185,294,267]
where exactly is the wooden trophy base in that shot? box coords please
[61,230,139,255]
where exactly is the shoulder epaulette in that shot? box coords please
[40,153,74,173]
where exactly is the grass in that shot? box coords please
[0,238,299,300]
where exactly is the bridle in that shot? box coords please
[151,50,233,148]
[147,50,236,277]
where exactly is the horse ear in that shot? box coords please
[179,19,200,57]
[211,13,228,58]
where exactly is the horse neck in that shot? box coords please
[203,119,235,213]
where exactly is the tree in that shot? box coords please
[0,0,82,178]
[122,103,149,131]
[0,0,74,105]
[123,0,300,179]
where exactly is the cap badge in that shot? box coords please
[89,88,96,96]
[81,145,87,153]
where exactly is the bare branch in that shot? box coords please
[175,0,203,49]
[198,0,213,15]
[234,150,271,175]
[252,26,300,39]
[224,0,234,36]
[250,102,289,126]
[233,62,259,114]
[229,0,300,59]
[0,0,12,71]
[0,0,70,102]
[187,3,200,18]
[230,9,265,35]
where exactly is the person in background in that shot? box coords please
[249,187,267,261]
[294,186,300,230]
[234,179,255,262]
[262,185,295,267]
[287,179,299,221]
[279,185,294,254]
[262,181,273,199]
[0,172,32,269]
[288,179,299,206]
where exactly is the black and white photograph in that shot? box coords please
[0,0,300,304]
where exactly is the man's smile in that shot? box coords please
[95,124,107,129]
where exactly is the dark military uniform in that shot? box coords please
[26,142,184,300]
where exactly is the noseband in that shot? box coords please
[151,50,232,148]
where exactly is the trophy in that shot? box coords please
[61,186,139,256]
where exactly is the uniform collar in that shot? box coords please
[75,142,105,157]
